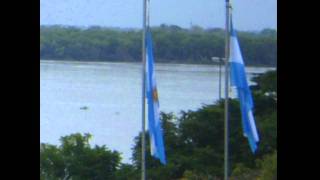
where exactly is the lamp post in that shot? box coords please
[211,57,225,101]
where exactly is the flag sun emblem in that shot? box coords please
[153,88,158,102]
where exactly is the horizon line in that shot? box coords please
[40,23,277,32]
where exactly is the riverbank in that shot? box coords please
[40,59,276,68]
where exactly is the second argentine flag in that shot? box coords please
[229,17,260,153]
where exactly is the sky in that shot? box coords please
[40,0,277,31]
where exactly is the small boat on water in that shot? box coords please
[80,106,88,110]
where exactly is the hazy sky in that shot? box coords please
[40,0,277,31]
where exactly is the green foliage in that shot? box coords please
[251,70,277,98]
[181,170,221,180]
[115,164,139,180]
[257,151,277,180]
[40,144,65,179]
[230,163,260,180]
[40,133,121,180]
[40,25,277,66]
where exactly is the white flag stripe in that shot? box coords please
[248,110,259,142]
[230,36,244,64]
[150,134,156,156]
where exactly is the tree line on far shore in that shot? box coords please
[40,70,277,180]
[40,25,277,66]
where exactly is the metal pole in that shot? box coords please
[147,0,150,28]
[219,58,222,101]
[141,0,147,179]
[224,0,231,180]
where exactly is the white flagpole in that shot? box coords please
[147,0,150,29]
[224,0,231,180]
[141,0,147,179]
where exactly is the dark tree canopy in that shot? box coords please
[40,25,277,66]
[40,133,121,180]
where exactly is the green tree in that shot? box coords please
[251,70,277,99]
[40,133,121,180]
[115,164,139,180]
[257,151,277,180]
[40,25,277,66]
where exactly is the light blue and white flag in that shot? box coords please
[229,17,259,153]
[145,29,166,164]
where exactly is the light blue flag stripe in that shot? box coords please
[146,29,166,164]
[229,17,259,153]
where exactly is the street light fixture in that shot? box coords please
[211,57,226,101]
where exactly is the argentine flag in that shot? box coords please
[229,18,259,153]
[145,29,166,164]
